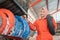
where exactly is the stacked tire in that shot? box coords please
[0,9,30,40]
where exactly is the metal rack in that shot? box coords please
[0,0,29,16]
[0,0,29,40]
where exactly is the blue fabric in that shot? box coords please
[20,16,30,38]
[11,16,24,37]
[11,15,30,38]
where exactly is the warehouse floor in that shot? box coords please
[29,35,60,40]
[53,35,60,40]
[29,33,60,40]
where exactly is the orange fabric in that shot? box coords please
[29,18,57,40]
[0,11,7,33]
[0,9,15,34]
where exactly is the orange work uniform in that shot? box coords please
[29,18,57,40]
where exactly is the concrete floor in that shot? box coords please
[53,35,60,40]
[29,35,60,40]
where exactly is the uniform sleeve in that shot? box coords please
[52,18,57,29]
[28,21,37,31]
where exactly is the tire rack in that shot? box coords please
[0,0,28,16]
[0,0,29,40]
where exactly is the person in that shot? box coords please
[28,7,57,40]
